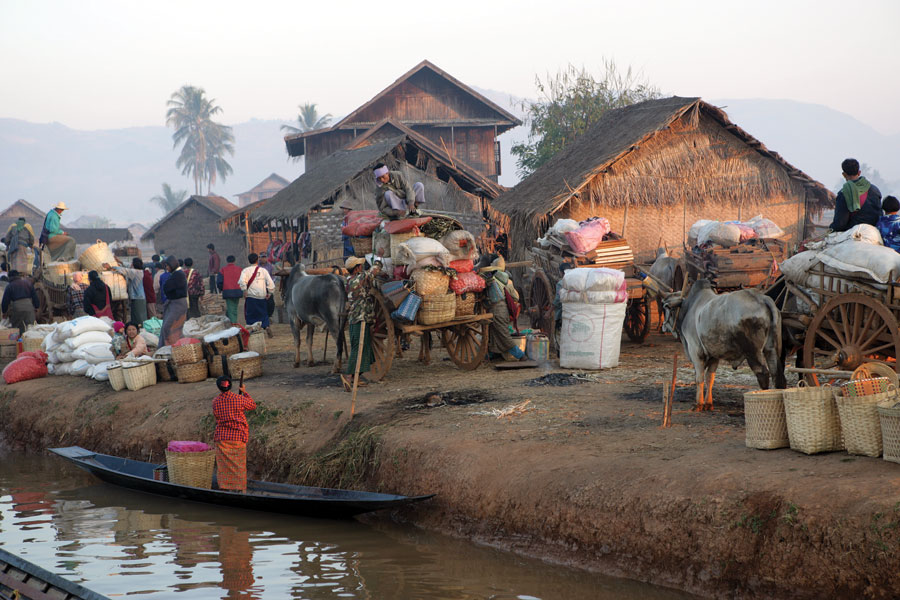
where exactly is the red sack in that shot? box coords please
[173,338,201,347]
[393,265,409,280]
[342,215,382,237]
[345,210,379,223]
[449,271,486,294]
[3,353,49,384]
[449,259,474,274]
[383,217,432,234]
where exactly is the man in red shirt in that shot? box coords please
[143,264,157,318]
[218,255,243,324]
[212,376,256,493]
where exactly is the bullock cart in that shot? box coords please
[526,239,650,348]
[684,238,786,292]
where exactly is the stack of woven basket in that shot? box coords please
[199,294,226,316]
[412,269,455,325]
[205,331,244,378]
[228,351,263,380]
[172,340,208,383]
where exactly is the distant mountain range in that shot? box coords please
[1,96,897,226]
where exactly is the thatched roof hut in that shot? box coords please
[142,195,243,263]
[492,96,833,262]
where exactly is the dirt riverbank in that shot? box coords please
[1,324,898,599]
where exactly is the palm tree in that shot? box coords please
[166,85,235,195]
[281,102,332,135]
[150,183,188,214]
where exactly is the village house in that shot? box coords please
[142,195,243,264]
[0,199,45,236]
[283,60,521,182]
[491,96,833,263]
[235,173,290,208]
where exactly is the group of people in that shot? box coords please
[828,158,900,254]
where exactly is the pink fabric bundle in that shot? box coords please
[732,223,758,242]
[564,218,611,254]
[167,441,211,453]
[449,259,474,273]
[450,272,486,294]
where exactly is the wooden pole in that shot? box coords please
[661,382,669,428]
[350,323,366,417]
[665,351,678,427]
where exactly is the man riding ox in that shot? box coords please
[283,263,346,372]
[660,279,785,411]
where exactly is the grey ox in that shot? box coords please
[647,248,680,329]
[660,279,785,411]
[283,264,346,372]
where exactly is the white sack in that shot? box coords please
[559,290,624,304]
[698,222,741,247]
[439,230,478,261]
[779,251,821,286]
[394,237,451,267]
[819,241,900,284]
[559,301,627,370]
[230,351,259,360]
[56,316,111,341]
[91,361,115,381]
[53,362,73,376]
[154,346,173,358]
[141,331,159,347]
[73,343,116,365]
[805,224,883,251]
[203,327,241,344]
[47,363,56,375]
[70,359,91,376]
[42,333,62,352]
[23,324,56,340]
[64,330,112,350]
[183,315,232,339]
[54,348,77,364]
[688,220,715,246]
[744,215,784,239]
[561,267,625,294]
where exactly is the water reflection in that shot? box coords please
[0,452,695,599]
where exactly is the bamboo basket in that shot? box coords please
[45,260,79,286]
[390,231,421,258]
[172,342,204,365]
[176,360,208,383]
[123,362,157,391]
[743,389,789,450]
[782,384,844,454]
[157,359,177,382]
[877,402,900,464]
[418,292,456,325]
[835,388,895,457]
[209,354,226,378]
[78,240,116,273]
[247,331,267,356]
[454,292,476,317]
[351,236,373,257]
[227,353,262,380]
[107,364,126,392]
[100,271,128,301]
[22,337,43,353]
[207,335,243,357]
[165,449,215,489]
[411,269,449,296]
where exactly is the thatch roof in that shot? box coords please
[236,172,290,196]
[142,195,238,240]
[492,96,833,223]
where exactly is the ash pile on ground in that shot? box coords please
[405,390,500,410]
[524,373,590,387]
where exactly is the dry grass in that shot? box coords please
[292,425,383,489]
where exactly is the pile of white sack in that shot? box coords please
[558,267,628,370]
[689,216,785,248]
[40,316,116,381]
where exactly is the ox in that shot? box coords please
[660,279,785,411]
[283,264,346,372]
[647,248,680,329]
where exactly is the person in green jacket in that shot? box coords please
[41,202,76,262]
[373,163,425,220]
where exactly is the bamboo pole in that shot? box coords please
[665,351,678,427]
[350,324,366,417]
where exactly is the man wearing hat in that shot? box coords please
[40,202,76,262]
[372,163,425,220]
[3,217,35,274]
[212,376,256,493]
[340,202,355,259]
[341,255,382,390]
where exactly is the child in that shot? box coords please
[212,376,256,493]
[876,195,900,252]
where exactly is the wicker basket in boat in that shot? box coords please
[156,359,177,382]
[418,292,456,325]
[782,384,843,454]
[78,240,116,273]
[227,353,262,380]
[877,402,900,464]
[835,387,895,457]
[411,269,449,296]
[176,359,208,383]
[107,364,126,391]
[123,362,157,391]
[209,354,226,378]
[22,337,43,353]
[172,342,204,365]
[454,292,476,317]
[743,389,789,450]
[165,449,215,489]
[390,231,421,258]
[351,236,373,257]
[207,335,243,357]
[247,331,267,356]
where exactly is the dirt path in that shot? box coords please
[1,324,898,599]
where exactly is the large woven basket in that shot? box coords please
[455,292,476,317]
[207,335,243,357]
[107,364,126,391]
[209,354,226,378]
[227,353,262,380]
[247,331,267,356]
[157,359,177,382]
[351,236,373,257]
[743,389,789,450]
[782,384,843,454]
[176,360,208,383]
[123,362,157,391]
[835,387,895,457]
[411,269,449,296]
[199,294,225,316]
[165,449,215,489]
[877,402,900,464]
[172,342,204,365]
[22,337,43,353]
[418,292,456,325]
[78,240,116,273]
[100,271,128,301]
[390,231,421,258]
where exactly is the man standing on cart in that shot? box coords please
[373,163,425,220]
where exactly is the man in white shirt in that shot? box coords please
[238,252,276,336]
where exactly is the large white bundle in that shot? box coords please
[51,363,74,376]
[744,215,784,239]
[698,222,741,247]
[806,224,883,251]
[23,324,56,340]
[559,290,625,304]
[561,267,625,293]
[141,331,159,347]
[183,315,232,339]
[88,361,116,381]
[780,251,820,286]
[73,342,115,364]
[42,331,63,353]
[819,241,900,284]
[439,230,478,261]
[70,360,91,376]
[688,220,715,246]
[64,330,112,351]
[54,316,111,342]
[394,237,451,267]
[203,326,241,344]
[559,301,627,370]
[230,351,260,360]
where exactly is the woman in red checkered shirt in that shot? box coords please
[212,376,256,492]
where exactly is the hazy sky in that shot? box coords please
[2,0,899,134]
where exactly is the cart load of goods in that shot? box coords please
[558,267,628,370]
[43,240,128,299]
[686,216,786,289]
[537,217,635,269]
[779,224,900,313]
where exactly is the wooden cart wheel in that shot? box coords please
[624,295,651,343]
[367,291,395,381]
[35,285,51,324]
[802,293,900,386]
[528,269,556,347]
[441,320,490,370]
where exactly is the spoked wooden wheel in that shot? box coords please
[441,320,490,370]
[35,285,51,324]
[367,292,395,381]
[802,293,900,386]
[624,295,651,343]
[528,269,556,351]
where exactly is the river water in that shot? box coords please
[0,450,694,599]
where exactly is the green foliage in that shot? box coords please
[150,182,188,215]
[166,85,235,195]
[249,402,280,428]
[281,103,332,163]
[511,61,660,177]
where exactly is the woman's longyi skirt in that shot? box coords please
[216,440,247,492]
